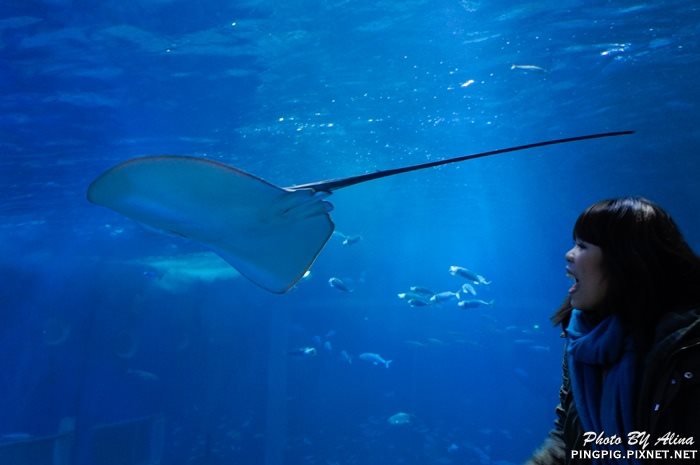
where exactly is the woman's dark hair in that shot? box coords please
[552,197,700,348]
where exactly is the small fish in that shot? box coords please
[333,230,362,246]
[404,340,426,347]
[429,291,460,303]
[359,352,392,368]
[457,299,494,309]
[323,340,332,352]
[397,292,419,300]
[409,286,435,296]
[340,350,352,364]
[288,347,317,357]
[449,265,491,285]
[510,64,546,72]
[342,235,362,246]
[461,282,477,296]
[328,277,352,292]
[447,443,459,453]
[126,369,160,382]
[388,412,412,425]
[397,292,431,306]
[460,79,475,88]
[529,345,551,352]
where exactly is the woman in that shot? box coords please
[527,197,700,464]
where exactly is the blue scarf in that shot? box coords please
[566,309,641,465]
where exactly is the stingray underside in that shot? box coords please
[87,156,334,293]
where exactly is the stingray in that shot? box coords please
[87,130,632,293]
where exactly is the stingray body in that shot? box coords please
[87,131,633,293]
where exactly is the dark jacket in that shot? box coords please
[526,308,700,465]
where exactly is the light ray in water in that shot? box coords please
[87,131,633,293]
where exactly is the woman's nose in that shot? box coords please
[565,248,574,262]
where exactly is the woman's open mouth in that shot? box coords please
[566,268,579,294]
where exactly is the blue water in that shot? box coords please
[2,1,700,464]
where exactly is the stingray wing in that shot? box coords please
[87,156,334,293]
